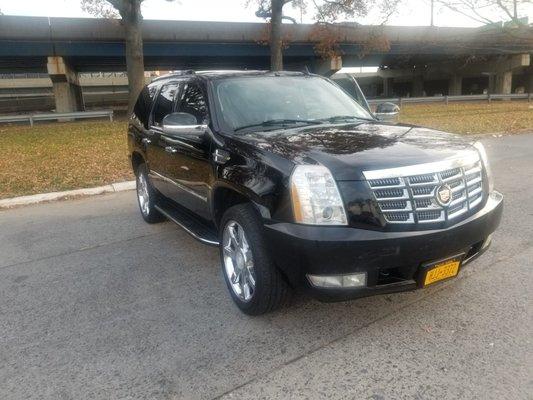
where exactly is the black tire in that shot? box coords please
[219,203,291,315]
[135,163,165,223]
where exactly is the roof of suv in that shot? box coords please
[151,70,310,83]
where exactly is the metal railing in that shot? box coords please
[0,72,127,79]
[0,110,114,127]
[0,73,49,79]
[0,90,128,99]
[367,93,532,105]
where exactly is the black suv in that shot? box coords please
[128,70,503,315]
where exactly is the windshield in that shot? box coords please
[214,75,374,133]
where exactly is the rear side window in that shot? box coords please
[151,82,180,127]
[133,84,158,129]
[177,82,208,124]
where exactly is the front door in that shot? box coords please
[161,80,212,220]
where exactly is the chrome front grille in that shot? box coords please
[364,154,484,225]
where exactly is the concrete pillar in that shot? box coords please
[383,77,394,97]
[411,75,424,97]
[488,74,496,94]
[448,75,462,96]
[47,56,84,113]
[313,56,342,77]
[526,73,533,93]
[494,71,513,94]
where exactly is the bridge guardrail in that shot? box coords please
[0,110,114,127]
[367,93,532,105]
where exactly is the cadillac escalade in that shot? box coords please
[127,70,503,315]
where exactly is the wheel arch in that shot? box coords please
[211,182,271,229]
[131,151,146,174]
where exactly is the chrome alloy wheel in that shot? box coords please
[222,220,256,302]
[137,172,150,216]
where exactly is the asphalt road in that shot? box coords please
[1,134,531,400]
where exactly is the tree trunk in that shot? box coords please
[121,0,145,115]
[270,0,284,71]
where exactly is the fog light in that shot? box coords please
[307,272,367,288]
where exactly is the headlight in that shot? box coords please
[290,165,348,225]
[473,142,494,192]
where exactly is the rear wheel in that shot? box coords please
[135,163,165,223]
[219,204,291,315]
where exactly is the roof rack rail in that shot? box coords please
[151,70,196,82]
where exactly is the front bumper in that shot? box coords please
[263,191,503,301]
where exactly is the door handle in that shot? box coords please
[165,146,177,154]
[141,138,151,145]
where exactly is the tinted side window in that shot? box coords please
[177,82,208,124]
[152,82,180,127]
[133,84,157,129]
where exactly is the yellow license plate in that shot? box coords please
[423,258,461,286]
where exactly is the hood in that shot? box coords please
[237,122,478,181]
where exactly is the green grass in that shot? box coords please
[0,120,132,199]
[1,101,531,199]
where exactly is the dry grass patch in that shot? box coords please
[399,101,533,135]
[0,120,133,199]
[1,101,531,199]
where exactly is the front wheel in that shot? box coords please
[135,163,165,223]
[219,204,291,315]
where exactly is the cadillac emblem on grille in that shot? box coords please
[364,155,484,224]
[436,184,452,206]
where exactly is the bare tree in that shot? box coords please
[249,0,401,70]
[434,0,531,25]
[81,0,175,114]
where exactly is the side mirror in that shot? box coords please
[375,102,400,124]
[162,112,207,136]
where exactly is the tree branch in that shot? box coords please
[434,0,495,24]
[495,0,517,21]
[106,0,124,13]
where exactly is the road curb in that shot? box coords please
[0,181,136,209]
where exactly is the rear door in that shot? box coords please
[146,80,183,199]
[130,84,157,165]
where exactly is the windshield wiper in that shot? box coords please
[234,119,322,132]
[318,115,365,123]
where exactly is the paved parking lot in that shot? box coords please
[0,134,531,400]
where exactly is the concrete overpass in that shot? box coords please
[0,15,532,112]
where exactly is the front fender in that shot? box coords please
[211,137,295,222]
[210,180,271,219]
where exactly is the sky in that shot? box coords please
[0,0,530,28]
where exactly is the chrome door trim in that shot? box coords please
[162,136,197,151]
[149,170,208,202]
[163,124,208,136]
